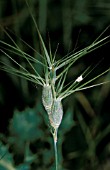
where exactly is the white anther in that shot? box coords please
[75,75,83,82]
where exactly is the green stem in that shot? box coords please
[54,138,58,170]
[53,129,58,170]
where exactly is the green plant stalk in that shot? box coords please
[53,129,58,170]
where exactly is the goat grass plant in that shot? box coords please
[0,1,110,170]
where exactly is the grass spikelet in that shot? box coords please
[42,84,53,114]
[49,98,63,130]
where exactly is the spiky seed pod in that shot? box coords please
[49,98,63,129]
[42,84,53,114]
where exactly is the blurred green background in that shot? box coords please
[0,0,110,170]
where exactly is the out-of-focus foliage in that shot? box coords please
[0,0,110,170]
[0,141,14,170]
[9,107,43,142]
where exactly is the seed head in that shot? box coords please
[49,98,63,129]
[42,84,53,114]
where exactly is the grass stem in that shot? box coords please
[53,129,58,170]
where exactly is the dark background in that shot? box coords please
[0,0,110,170]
